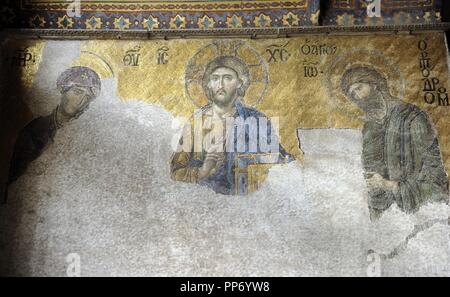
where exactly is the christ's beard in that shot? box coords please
[210,89,238,107]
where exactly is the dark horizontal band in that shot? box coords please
[1,23,450,40]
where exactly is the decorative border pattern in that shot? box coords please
[1,0,446,31]
[332,0,437,10]
[1,0,320,30]
[324,0,443,26]
[21,0,309,12]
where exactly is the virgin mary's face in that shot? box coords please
[60,86,92,117]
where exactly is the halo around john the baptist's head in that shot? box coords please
[185,40,269,108]
[324,49,405,120]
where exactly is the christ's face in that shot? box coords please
[207,67,242,107]
[60,86,93,118]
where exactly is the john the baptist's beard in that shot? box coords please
[353,89,386,119]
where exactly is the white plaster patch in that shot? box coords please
[0,43,448,276]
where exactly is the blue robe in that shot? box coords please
[171,101,293,195]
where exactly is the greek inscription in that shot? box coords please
[418,39,449,106]
[4,47,36,67]
[157,47,169,65]
[123,46,141,67]
[300,39,337,56]
[303,61,320,78]
[266,42,290,63]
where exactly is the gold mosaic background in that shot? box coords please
[1,33,450,177]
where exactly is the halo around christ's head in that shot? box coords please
[185,40,269,108]
[324,49,405,120]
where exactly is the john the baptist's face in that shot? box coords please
[207,67,242,107]
[60,86,93,117]
[346,82,386,120]
[348,82,372,103]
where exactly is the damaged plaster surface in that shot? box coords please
[0,40,448,277]
[0,78,448,276]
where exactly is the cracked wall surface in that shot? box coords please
[0,36,449,276]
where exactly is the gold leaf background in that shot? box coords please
[3,33,450,178]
